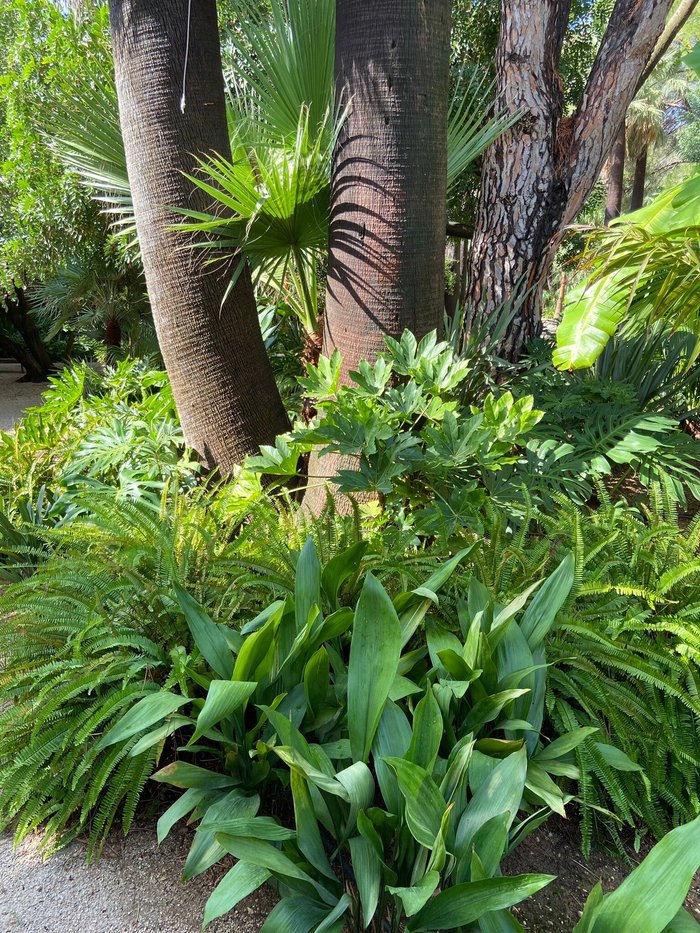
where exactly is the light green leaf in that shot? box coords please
[408,875,554,931]
[189,680,257,744]
[348,573,402,762]
[203,861,271,927]
[97,691,189,748]
[175,584,234,680]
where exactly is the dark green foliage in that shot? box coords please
[476,490,700,850]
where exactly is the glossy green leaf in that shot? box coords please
[97,691,189,748]
[349,834,382,927]
[384,757,446,848]
[388,871,440,917]
[408,874,554,931]
[189,680,257,744]
[203,861,271,927]
[175,584,234,680]
[348,573,402,762]
[578,815,700,933]
[519,553,574,649]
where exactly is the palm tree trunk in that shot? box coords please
[605,124,626,224]
[108,0,288,472]
[630,145,648,212]
[324,0,452,379]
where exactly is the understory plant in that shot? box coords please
[475,489,700,850]
[95,536,596,931]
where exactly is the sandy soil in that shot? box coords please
[0,371,47,434]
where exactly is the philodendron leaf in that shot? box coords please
[188,680,257,744]
[97,691,189,748]
[573,814,700,933]
[348,572,402,762]
[407,874,554,931]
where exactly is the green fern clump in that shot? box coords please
[0,484,283,856]
[474,489,700,849]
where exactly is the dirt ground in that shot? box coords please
[2,815,698,932]
[0,370,47,433]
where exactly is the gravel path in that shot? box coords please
[0,824,276,933]
[0,371,47,433]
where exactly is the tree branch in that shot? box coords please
[564,0,674,224]
[637,0,700,91]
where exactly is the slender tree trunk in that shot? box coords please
[108,0,288,472]
[630,146,648,211]
[605,125,626,224]
[324,0,452,379]
[467,0,674,362]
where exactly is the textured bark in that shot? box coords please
[324,0,452,379]
[630,146,648,212]
[467,0,674,361]
[605,125,626,224]
[108,0,288,472]
[466,0,573,360]
[2,288,54,380]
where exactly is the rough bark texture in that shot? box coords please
[324,0,452,379]
[467,0,674,361]
[1,288,54,381]
[605,125,626,224]
[108,0,288,472]
[630,146,648,211]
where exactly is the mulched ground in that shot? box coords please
[504,816,700,931]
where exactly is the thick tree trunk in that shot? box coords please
[605,125,626,224]
[108,0,288,472]
[324,0,452,379]
[630,146,648,212]
[2,288,54,380]
[467,0,674,362]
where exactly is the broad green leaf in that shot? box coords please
[348,573,402,762]
[296,536,321,632]
[536,727,598,761]
[321,540,367,607]
[349,835,382,927]
[151,761,238,790]
[373,701,412,815]
[519,553,574,649]
[384,757,447,848]
[203,861,271,927]
[156,788,204,844]
[182,828,227,881]
[233,614,277,682]
[189,680,257,744]
[388,871,440,917]
[407,685,443,771]
[580,815,700,933]
[259,897,328,933]
[97,691,189,748]
[455,748,527,860]
[408,874,554,931]
[129,714,191,757]
[463,689,530,733]
[304,646,330,719]
[290,769,335,879]
[595,742,644,772]
[175,584,234,680]
[525,761,568,817]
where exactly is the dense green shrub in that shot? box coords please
[475,490,700,849]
